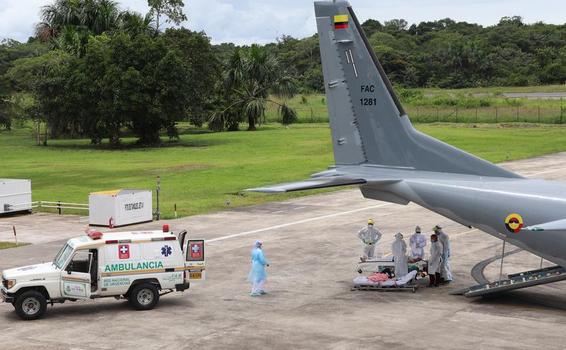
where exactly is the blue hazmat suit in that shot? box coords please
[248,247,269,284]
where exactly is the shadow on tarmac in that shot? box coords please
[470,287,566,311]
[1,296,192,321]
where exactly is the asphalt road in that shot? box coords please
[2,153,566,349]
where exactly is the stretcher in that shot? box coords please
[352,270,419,293]
[356,256,395,274]
[356,257,427,274]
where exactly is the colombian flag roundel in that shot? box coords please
[505,213,524,233]
[334,15,349,30]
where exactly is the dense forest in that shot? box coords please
[270,17,566,92]
[0,0,565,144]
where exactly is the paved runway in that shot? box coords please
[2,153,566,349]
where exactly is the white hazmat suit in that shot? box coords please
[435,228,453,281]
[409,227,427,259]
[429,240,443,275]
[358,225,382,259]
[391,233,408,278]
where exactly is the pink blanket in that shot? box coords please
[368,272,389,282]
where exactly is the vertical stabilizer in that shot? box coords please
[315,1,520,178]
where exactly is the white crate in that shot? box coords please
[0,179,32,215]
[89,189,152,227]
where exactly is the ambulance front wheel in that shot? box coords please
[129,283,160,310]
[14,290,47,321]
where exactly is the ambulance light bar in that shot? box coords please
[88,231,103,240]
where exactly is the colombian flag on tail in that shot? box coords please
[334,15,349,30]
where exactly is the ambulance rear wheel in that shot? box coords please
[129,283,159,310]
[14,290,47,321]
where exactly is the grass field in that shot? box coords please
[422,84,566,95]
[267,86,566,124]
[2,123,566,218]
[0,242,28,250]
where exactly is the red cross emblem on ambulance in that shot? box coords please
[188,241,204,261]
[118,244,130,259]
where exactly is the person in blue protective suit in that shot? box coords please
[248,240,270,296]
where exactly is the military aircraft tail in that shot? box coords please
[315,1,519,178]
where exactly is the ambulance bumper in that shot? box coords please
[1,286,14,303]
[175,282,190,292]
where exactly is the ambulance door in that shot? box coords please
[178,230,188,251]
[185,240,206,281]
[61,250,92,299]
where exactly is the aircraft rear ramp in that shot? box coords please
[458,265,566,297]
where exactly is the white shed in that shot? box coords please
[0,179,32,215]
[89,189,153,227]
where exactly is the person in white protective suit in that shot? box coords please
[433,225,453,282]
[391,233,409,278]
[428,234,443,287]
[357,219,382,261]
[409,226,427,260]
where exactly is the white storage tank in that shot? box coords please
[89,189,153,227]
[0,179,32,215]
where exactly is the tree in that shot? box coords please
[384,19,408,32]
[0,40,49,131]
[221,45,297,131]
[0,96,10,130]
[361,19,383,37]
[7,50,76,143]
[35,0,148,56]
[119,11,155,37]
[498,16,524,27]
[161,29,221,127]
[37,0,122,38]
[80,31,211,145]
[147,0,187,33]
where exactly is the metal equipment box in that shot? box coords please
[0,179,32,215]
[89,189,153,227]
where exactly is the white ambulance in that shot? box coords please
[1,225,205,320]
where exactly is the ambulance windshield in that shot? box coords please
[53,244,74,269]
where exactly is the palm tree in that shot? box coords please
[38,0,121,34]
[222,45,297,131]
[35,0,123,55]
[51,26,90,57]
[118,11,156,37]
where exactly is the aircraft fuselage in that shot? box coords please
[354,170,566,267]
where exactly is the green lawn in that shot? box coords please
[0,242,28,250]
[423,84,566,95]
[2,123,566,218]
[267,86,566,124]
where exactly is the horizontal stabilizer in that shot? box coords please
[246,177,367,193]
[525,218,566,232]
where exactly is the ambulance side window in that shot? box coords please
[67,250,92,274]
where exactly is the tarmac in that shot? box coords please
[2,153,566,349]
